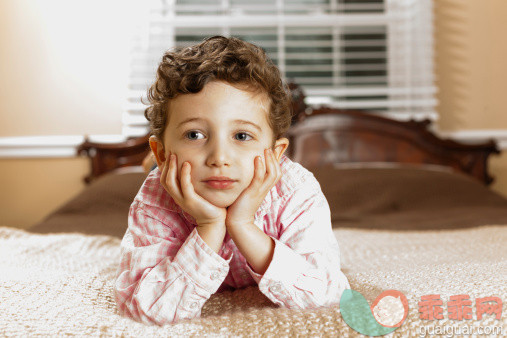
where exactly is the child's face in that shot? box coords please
[153,81,288,208]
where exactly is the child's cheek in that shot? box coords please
[172,154,189,181]
[246,154,262,182]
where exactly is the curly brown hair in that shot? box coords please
[144,36,292,145]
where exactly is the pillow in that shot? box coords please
[29,171,148,238]
[310,165,507,230]
[331,161,455,173]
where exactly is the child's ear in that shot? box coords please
[149,136,167,167]
[273,137,289,162]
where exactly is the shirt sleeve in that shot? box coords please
[245,188,350,310]
[114,202,233,325]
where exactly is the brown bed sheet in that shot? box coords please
[29,166,507,238]
[29,172,148,238]
[311,166,507,230]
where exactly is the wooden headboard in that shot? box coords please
[77,134,150,184]
[285,107,499,185]
[77,83,500,185]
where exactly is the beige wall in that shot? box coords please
[0,0,141,228]
[434,0,507,198]
[0,0,138,137]
[434,0,507,130]
[0,158,89,228]
[490,155,507,198]
[1,0,507,229]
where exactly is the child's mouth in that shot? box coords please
[202,176,237,190]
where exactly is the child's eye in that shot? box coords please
[235,132,253,141]
[185,131,205,140]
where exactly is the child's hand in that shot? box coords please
[226,148,281,229]
[160,153,227,227]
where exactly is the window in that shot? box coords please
[124,0,436,137]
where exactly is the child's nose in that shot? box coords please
[206,141,231,167]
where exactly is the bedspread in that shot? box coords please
[0,225,505,336]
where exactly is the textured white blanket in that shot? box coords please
[0,225,505,336]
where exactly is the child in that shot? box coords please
[114,36,350,325]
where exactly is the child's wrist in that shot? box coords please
[196,219,226,229]
[196,221,226,254]
[225,217,255,229]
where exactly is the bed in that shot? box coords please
[3,84,506,336]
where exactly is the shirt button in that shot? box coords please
[210,271,220,280]
[189,302,198,309]
[270,283,281,293]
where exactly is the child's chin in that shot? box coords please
[202,194,237,208]
[212,197,237,208]
[213,201,233,208]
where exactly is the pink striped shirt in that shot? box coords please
[114,155,350,325]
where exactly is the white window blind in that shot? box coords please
[123,0,436,137]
